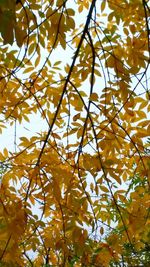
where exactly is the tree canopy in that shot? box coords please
[0,0,150,266]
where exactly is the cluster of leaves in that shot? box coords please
[0,0,150,266]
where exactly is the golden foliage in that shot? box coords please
[0,0,149,266]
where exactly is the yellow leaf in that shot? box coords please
[100,185,109,193]
[90,93,98,101]
[35,55,41,67]
[136,128,148,138]
[100,226,104,235]
[23,67,34,74]
[66,8,75,16]
[101,1,106,12]
[78,4,83,13]
[0,152,5,161]
[3,148,8,158]
[136,110,147,119]
[15,26,25,47]
[28,42,36,56]
[52,132,61,140]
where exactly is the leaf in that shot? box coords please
[35,54,41,67]
[23,66,34,73]
[3,148,8,158]
[15,26,25,47]
[100,226,104,235]
[28,42,36,56]
[90,93,98,101]
[136,128,148,138]
[66,8,75,16]
[101,1,106,12]
[0,11,14,45]
[100,185,109,193]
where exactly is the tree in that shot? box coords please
[0,0,149,266]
